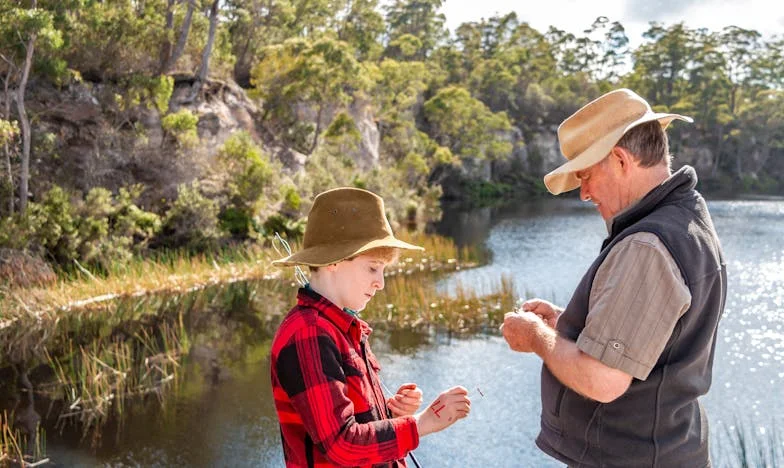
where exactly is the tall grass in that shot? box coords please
[46,317,187,444]
[365,274,517,332]
[713,419,782,467]
[1,410,47,467]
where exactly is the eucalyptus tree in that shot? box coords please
[626,23,696,108]
[160,0,198,74]
[384,0,447,60]
[0,0,62,213]
[250,37,368,154]
[423,86,512,161]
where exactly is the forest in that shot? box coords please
[1,0,782,274]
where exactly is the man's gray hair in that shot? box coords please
[616,121,671,168]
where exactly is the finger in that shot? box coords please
[397,383,417,392]
[392,394,418,404]
[522,299,545,313]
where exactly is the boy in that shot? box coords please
[271,187,471,467]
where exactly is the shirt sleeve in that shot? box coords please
[576,232,691,380]
[274,323,419,465]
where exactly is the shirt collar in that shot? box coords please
[297,285,372,338]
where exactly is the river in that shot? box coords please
[43,199,784,467]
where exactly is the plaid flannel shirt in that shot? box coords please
[271,287,419,467]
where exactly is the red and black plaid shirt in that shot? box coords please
[271,287,418,467]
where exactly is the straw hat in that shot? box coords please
[544,88,693,195]
[272,187,424,267]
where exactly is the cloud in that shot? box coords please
[623,0,735,24]
[623,0,703,22]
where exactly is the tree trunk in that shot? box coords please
[17,28,35,214]
[159,0,176,72]
[309,103,325,155]
[2,72,14,215]
[160,0,196,74]
[189,0,220,101]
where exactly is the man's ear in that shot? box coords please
[611,147,634,173]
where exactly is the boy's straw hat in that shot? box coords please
[544,88,693,195]
[272,187,424,267]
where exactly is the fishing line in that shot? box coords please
[272,233,308,286]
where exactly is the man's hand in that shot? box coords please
[520,298,562,329]
[387,383,423,417]
[501,311,546,353]
[414,386,471,437]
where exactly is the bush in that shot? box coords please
[161,109,200,148]
[216,131,280,238]
[262,213,305,241]
[158,182,221,251]
[0,185,161,272]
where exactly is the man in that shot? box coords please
[501,89,726,467]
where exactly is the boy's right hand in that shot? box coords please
[414,386,471,437]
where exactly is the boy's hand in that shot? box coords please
[414,386,471,437]
[387,383,423,417]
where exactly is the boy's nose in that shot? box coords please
[373,273,385,291]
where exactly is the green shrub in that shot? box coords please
[262,213,305,241]
[281,185,301,212]
[161,109,200,148]
[217,131,280,238]
[0,185,160,271]
[158,182,221,251]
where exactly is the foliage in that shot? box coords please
[250,36,369,153]
[0,185,160,271]
[161,109,200,148]
[0,0,783,273]
[216,131,279,238]
[423,86,513,160]
[159,181,221,251]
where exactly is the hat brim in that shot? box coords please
[544,113,693,195]
[272,236,424,267]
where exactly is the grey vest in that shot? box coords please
[536,166,727,468]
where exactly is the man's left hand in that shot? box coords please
[501,311,544,353]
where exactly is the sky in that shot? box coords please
[439,0,784,47]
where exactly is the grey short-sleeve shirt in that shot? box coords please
[576,232,691,380]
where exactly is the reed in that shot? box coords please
[714,419,782,468]
[364,273,517,333]
[44,315,189,442]
[0,410,46,467]
[0,233,473,367]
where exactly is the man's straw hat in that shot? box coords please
[544,88,693,195]
[272,187,424,267]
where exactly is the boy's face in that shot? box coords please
[330,254,389,312]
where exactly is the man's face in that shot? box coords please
[575,155,627,221]
[332,254,388,312]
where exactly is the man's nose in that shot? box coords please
[580,182,591,202]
